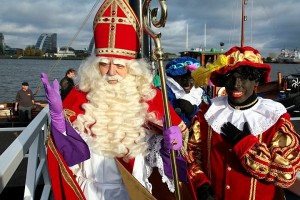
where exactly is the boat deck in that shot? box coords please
[0,102,47,127]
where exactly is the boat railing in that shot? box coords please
[0,105,51,200]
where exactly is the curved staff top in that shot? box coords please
[142,1,182,199]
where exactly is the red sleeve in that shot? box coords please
[146,87,186,128]
[63,87,88,122]
[47,137,86,200]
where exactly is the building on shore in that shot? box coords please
[88,37,94,55]
[54,46,75,57]
[0,33,4,47]
[35,33,57,54]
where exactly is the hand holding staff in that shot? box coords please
[142,1,181,199]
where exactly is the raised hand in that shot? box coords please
[41,73,66,133]
[41,73,90,166]
[221,122,251,146]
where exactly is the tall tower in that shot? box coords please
[0,33,4,47]
[0,33,4,54]
[88,37,94,55]
[35,33,57,53]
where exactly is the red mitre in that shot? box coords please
[93,0,141,60]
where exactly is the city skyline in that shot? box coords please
[1,32,94,52]
[0,0,300,57]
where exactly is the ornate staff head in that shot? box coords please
[142,0,167,61]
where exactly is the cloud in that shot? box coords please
[1,0,299,57]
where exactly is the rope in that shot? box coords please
[228,0,240,47]
[33,0,102,95]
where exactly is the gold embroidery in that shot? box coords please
[186,119,206,179]
[248,134,262,200]
[63,108,76,123]
[190,120,200,142]
[95,48,138,58]
[227,50,264,68]
[248,177,256,200]
[207,126,212,180]
[177,120,189,153]
[48,137,85,200]
[271,131,292,148]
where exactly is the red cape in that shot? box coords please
[47,87,191,199]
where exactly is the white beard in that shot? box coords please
[72,74,149,159]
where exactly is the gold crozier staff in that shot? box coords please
[142,1,181,199]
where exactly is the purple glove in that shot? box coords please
[163,126,182,151]
[160,117,187,182]
[41,73,90,166]
[41,73,66,133]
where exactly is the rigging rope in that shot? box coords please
[228,0,239,47]
[34,0,102,96]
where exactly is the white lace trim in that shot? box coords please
[204,96,287,136]
[146,134,175,193]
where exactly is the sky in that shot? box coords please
[1,0,300,58]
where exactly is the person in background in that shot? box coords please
[187,46,300,200]
[41,0,191,199]
[165,56,205,126]
[14,82,35,122]
[60,68,76,100]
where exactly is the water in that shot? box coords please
[0,59,300,103]
[0,59,84,102]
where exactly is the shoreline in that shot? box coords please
[2,55,300,64]
[0,55,86,60]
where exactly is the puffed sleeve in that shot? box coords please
[234,115,300,188]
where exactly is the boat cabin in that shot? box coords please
[179,48,224,66]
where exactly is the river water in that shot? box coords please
[0,59,84,102]
[0,58,300,102]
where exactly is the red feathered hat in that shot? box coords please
[93,0,141,59]
[210,46,271,86]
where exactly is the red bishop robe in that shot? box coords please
[47,86,194,200]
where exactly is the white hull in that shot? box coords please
[277,49,300,63]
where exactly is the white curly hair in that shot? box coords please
[72,54,157,160]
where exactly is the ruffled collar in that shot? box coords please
[204,96,287,136]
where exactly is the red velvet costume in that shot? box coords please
[187,98,300,200]
[189,46,300,200]
[47,87,190,200]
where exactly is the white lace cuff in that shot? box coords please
[146,134,175,193]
